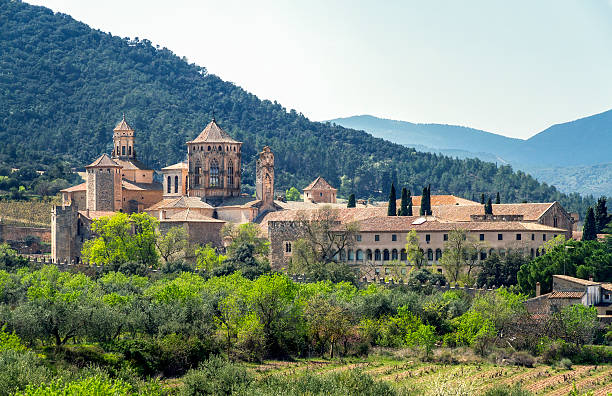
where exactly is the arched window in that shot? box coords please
[128,146,132,156]
[366,249,372,261]
[427,249,434,261]
[207,146,211,151]
[348,249,354,261]
[400,249,407,261]
[167,176,171,193]
[356,250,364,261]
[339,249,346,261]
[194,160,202,186]
[210,159,220,187]
[435,248,442,261]
[489,248,495,257]
[374,249,381,261]
[499,249,506,257]
[218,145,222,151]
[530,248,535,258]
[227,161,234,187]
[383,249,390,261]
[391,249,398,260]
[174,175,179,193]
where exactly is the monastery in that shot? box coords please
[52,116,575,279]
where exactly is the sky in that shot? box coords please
[27,0,612,139]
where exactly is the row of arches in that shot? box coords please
[192,159,238,188]
[192,145,239,153]
[336,247,532,263]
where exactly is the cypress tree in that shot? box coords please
[399,187,409,216]
[407,189,413,216]
[583,207,597,241]
[347,193,356,208]
[426,184,432,215]
[485,198,493,215]
[480,193,485,204]
[595,197,609,234]
[420,186,427,216]
[387,183,397,216]
[495,192,501,204]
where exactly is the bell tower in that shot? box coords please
[256,146,274,205]
[111,114,136,160]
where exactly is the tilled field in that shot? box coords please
[251,359,612,395]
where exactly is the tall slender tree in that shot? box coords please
[495,192,501,204]
[594,197,609,234]
[387,183,397,216]
[399,187,409,216]
[480,193,485,204]
[420,186,427,216]
[485,198,493,215]
[583,207,597,241]
[407,189,413,216]
[347,193,356,208]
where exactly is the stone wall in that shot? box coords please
[51,205,78,263]
[268,220,307,269]
[87,170,115,211]
[159,221,225,249]
[552,277,588,292]
[539,202,573,239]
[0,223,51,243]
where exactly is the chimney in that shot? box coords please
[86,208,90,218]
[589,277,593,282]
[536,282,541,297]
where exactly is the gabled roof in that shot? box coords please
[161,162,188,171]
[113,115,134,131]
[188,119,240,144]
[303,176,336,191]
[553,275,600,286]
[161,209,225,223]
[114,158,153,171]
[431,203,555,222]
[548,291,585,299]
[146,196,214,211]
[61,182,87,193]
[85,154,121,168]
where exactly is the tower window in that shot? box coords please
[167,176,171,193]
[128,146,132,156]
[174,175,179,193]
[227,161,234,187]
[210,159,220,187]
[122,146,126,155]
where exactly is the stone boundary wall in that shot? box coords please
[0,223,51,243]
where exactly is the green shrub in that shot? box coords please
[16,374,135,396]
[180,356,252,396]
[158,334,208,377]
[559,358,573,370]
[0,349,50,396]
[509,351,535,367]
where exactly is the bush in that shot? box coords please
[180,356,252,396]
[0,349,50,396]
[509,351,535,367]
[17,374,135,396]
[559,358,573,370]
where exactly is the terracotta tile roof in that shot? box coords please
[431,203,555,222]
[85,154,121,168]
[303,176,336,191]
[121,180,162,191]
[78,210,116,220]
[601,283,612,292]
[113,115,134,131]
[553,275,600,286]
[61,182,86,193]
[275,201,369,210]
[161,162,188,171]
[114,158,153,171]
[548,291,585,299]
[353,217,567,233]
[188,119,240,144]
[395,195,480,207]
[161,209,225,223]
[145,196,214,211]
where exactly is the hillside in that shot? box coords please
[0,0,593,215]
[331,115,612,197]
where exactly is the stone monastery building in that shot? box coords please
[53,116,576,278]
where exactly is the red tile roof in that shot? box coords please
[86,153,121,168]
[188,119,240,144]
[548,291,585,299]
[61,182,86,193]
[396,195,480,207]
[553,275,600,286]
[303,176,336,191]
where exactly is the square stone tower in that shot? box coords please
[256,146,274,205]
[85,154,122,211]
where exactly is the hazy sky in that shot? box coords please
[28,0,612,139]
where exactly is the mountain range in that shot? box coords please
[0,0,595,216]
[329,114,612,197]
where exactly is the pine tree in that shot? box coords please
[480,193,485,204]
[594,197,609,234]
[583,207,597,241]
[347,193,356,208]
[485,198,493,215]
[399,187,409,216]
[495,192,501,204]
[387,183,397,216]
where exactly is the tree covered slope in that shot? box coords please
[0,0,593,215]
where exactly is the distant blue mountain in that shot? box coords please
[330,112,612,196]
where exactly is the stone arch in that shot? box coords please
[356,249,364,261]
[391,249,398,260]
[435,248,442,261]
[383,249,390,261]
[227,160,234,187]
[209,159,220,187]
[374,249,381,261]
[427,248,434,261]
[400,248,407,261]
[366,249,373,261]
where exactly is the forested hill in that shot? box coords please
[0,1,593,215]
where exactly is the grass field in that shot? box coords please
[247,357,612,395]
[0,198,59,227]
